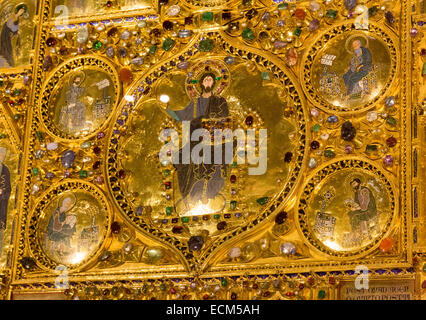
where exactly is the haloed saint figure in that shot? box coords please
[0,4,28,68]
[343,39,372,96]
[166,73,231,209]
[59,72,88,134]
[0,148,11,254]
[46,196,77,257]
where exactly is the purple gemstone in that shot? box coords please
[383,155,394,166]
[344,144,353,154]
[61,150,76,169]
[277,20,285,27]
[63,170,71,178]
[309,19,320,32]
[274,40,287,49]
[97,132,105,139]
[344,0,357,10]
[177,61,189,69]
[410,28,418,37]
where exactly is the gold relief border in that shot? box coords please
[295,157,398,259]
[38,55,122,143]
[104,31,309,273]
[300,20,400,115]
[25,179,112,273]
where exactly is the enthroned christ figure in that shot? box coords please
[165,72,232,211]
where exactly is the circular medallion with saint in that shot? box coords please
[29,182,110,269]
[297,159,396,257]
[301,22,398,113]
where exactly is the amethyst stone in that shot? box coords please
[61,150,76,169]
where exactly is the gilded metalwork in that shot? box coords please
[0,0,422,301]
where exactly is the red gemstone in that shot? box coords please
[203,294,209,300]
[298,283,305,290]
[230,175,237,183]
[93,146,101,155]
[386,137,397,148]
[93,161,101,170]
[231,292,237,300]
[46,37,57,47]
[119,68,134,83]
[170,288,176,294]
[217,221,227,231]
[172,226,183,234]
[421,48,426,56]
[106,1,113,7]
[111,221,121,234]
[263,291,271,297]
[245,116,254,126]
[252,283,258,289]
[118,170,126,179]
[59,46,68,55]
[308,277,314,286]
[329,277,336,285]
[294,8,306,20]
[422,280,426,289]
[107,27,118,37]
[165,181,171,189]
[286,291,294,297]
[310,140,320,150]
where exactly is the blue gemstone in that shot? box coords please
[327,115,339,123]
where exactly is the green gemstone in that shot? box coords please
[164,169,171,177]
[242,0,252,5]
[326,9,338,19]
[232,161,238,168]
[214,214,221,220]
[366,144,378,152]
[422,62,426,76]
[221,279,228,287]
[215,76,221,81]
[230,201,237,210]
[166,207,173,215]
[261,72,270,80]
[0,79,3,87]
[149,45,157,55]
[386,116,397,127]
[313,124,321,132]
[93,40,103,50]
[199,39,214,52]
[32,168,39,176]
[242,28,255,41]
[278,3,288,10]
[191,79,198,84]
[257,197,269,205]
[14,114,20,121]
[293,28,302,37]
[0,134,6,139]
[422,263,426,272]
[142,284,147,293]
[80,142,91,149]
[159,283,166,291]
[79,170,88,178]
[181,216,190,223]
[36,131,44,142]
[368,6,379,16]
[201,12,213,21]
[162,38,175,51]
[318,290,326,299]
[14,89,21,96]
[324,150,335,158]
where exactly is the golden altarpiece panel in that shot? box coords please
[0,0,424,300]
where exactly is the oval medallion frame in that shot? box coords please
[27,180,112,271]
[105,32,309,270]
[296,157,397,259]
[39,56,121,142]
[300,21,399,114]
